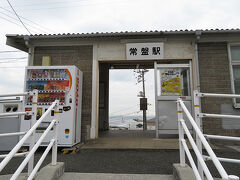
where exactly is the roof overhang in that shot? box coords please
[6,29,240,52]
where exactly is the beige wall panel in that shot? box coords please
[97,41,125,61]
[164,42,194,59]
[98,41,194,61]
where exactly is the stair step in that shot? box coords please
[59,173,174,180]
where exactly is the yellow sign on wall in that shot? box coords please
[161,69,181,96]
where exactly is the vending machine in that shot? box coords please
[20,66,83,147]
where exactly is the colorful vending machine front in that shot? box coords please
[21,66,83,147]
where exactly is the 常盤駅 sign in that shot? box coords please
[126,42,164,60]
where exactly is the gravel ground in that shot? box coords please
[0,148,239,178]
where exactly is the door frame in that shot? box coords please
[154,60,193,138]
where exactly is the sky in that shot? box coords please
[0,0,240,116]
[109,69,155,117]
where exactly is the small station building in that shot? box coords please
[6,29,240,141]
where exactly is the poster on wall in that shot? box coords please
[161,69,181,96]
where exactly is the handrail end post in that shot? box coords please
[179,139,186,167]
[27,89,38,176]
[177,102,185,167]
[52,100,60,166]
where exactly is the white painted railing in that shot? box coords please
[0,90,60,180]
[177,92,240,180]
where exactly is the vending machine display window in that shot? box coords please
[25,69,71,105]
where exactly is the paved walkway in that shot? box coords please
[99,130,177,139]
[81,130,219,150]
[82,130,183,150]
[81,138,182,149]
[60,173,174,180]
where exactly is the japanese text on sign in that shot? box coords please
[126,43,164,60]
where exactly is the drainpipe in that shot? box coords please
[195,30,201,91]
[194,30,204,179]
[23,35,34,66]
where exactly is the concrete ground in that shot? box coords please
[99,130,178,139]
[59,173,174,180]
[82,137,183,149]
[0,130,239,178]
[1,149,239,178]
[84,130,184,149]
[82,130,217,150]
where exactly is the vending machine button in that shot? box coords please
[65,129,70,134]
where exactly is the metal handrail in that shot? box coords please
[181,139,202,180]
[0,101,57,172]
[0,90,60,180]
[0,152,28,159]
[28,139,55,180]
[203,155,240,164]
[177,98,239,180]
[204,134,240,141]
[179,119,213,180]
[197,92,240,98]
[0,131,26,137]
[11,120,57,179]
[0,112,27,117]
[0,92,29,97]
[200,113,240,119]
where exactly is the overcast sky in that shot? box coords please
[0,0,240,116]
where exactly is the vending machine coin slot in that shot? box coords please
[51,110,54,116]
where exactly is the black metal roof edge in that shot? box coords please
[6,28,240,39]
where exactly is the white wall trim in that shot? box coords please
[90,44,98,139]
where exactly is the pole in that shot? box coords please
[194,90,204,179]
[142,71,147,131]
[177,98,185,166]
[52,100,59,165]
[28,89,38,176]
[154,62,159,138]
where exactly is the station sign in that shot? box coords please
[126,42,164,60]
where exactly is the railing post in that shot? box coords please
[52,100,59,165]
[193,90,204,179]
[28,89,38,176]
[177,98,185,167]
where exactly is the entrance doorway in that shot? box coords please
[98,61,155,139]
[97,60,193,139]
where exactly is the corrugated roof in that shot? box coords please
[9,28,240,38]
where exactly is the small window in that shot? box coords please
[230,46,240,61]
[229,45,240,107]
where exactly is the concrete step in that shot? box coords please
[59,173,174,180]
[0,173,27,180]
